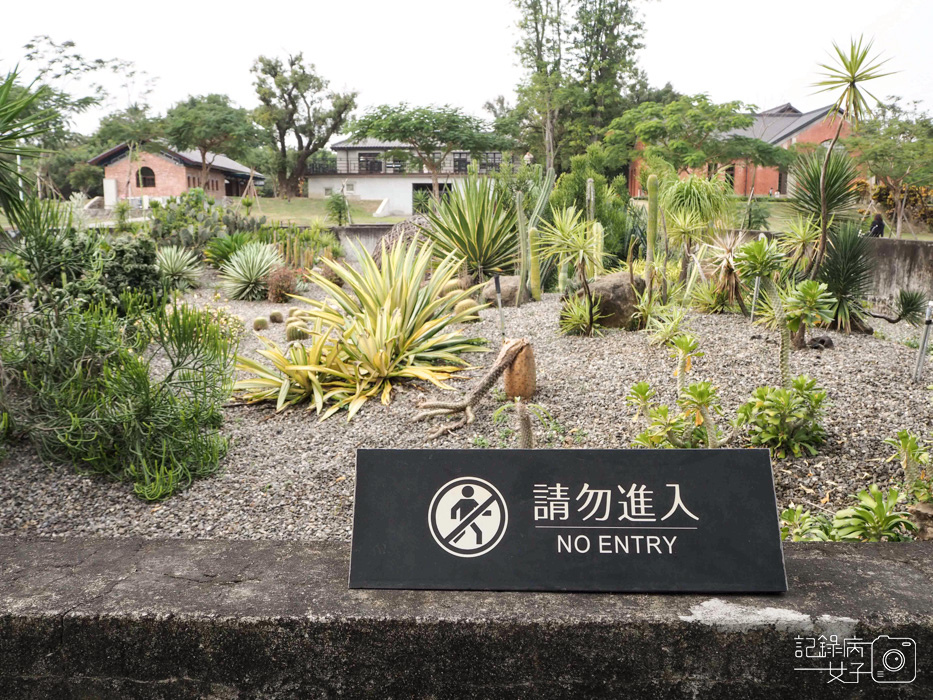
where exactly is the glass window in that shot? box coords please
[358,152,383,173]
[137,166,156,188]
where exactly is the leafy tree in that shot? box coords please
[846,99,933,238]
[252,54,357,198]
[164,94,256,190]
[561,0,644,152]
[351,104,505,199]
[604,94,759,173]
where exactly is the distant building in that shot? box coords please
[88,144,263,207]
[305,137,508,216]
[627,104,851,197]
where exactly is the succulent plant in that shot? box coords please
[454,298,480,322]
[156,245,203,290]
[287,306,301,318]
[253,317,269,331]
[220,242,283,301]
[442,279,462,296]
[285,323,309,342]
[269,311,284,324]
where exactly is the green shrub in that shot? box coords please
[220,242,283,301]
[149,189,225,248]
[780,504,832,541]
[156,245,203,290]
[691,279,732,314]
[2,301,238,500]
[0,252,28,316]
[102,234,164,300]
[737,375,826,458]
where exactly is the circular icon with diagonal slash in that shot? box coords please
[429,477,508,557]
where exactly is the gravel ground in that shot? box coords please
[1,271,931,541]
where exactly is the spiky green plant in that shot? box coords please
[817,223,871,332]
[735,238,791,388]
[646,306,686,346]
[454,298,482,322]
[269,311,284,323]
[253,317,269,331]
[492,398,551,448]
[220,242,282,301]
[868,289,928,326]
[559,294,606,337]
[778,215,821,277]
[420,174,517,282]
[707,230,748,313]
[790,149,859,233]
[204,232,253,267]
[285,322,309,341]
[645,173,658,289]
[528,227,542,300]
[156,246,203,290]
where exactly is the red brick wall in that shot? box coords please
[104,151,227,200]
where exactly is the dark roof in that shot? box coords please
[329,136,412,150]
[725,104,842,145]
[88,143,263,179]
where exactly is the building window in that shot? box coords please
[479,152,502,172]
[324,187,333,196]
[724,165,736,189]
[137,166,156,188]
[345,183,356,193]
[358,152,383,173]
[452,151,470,174]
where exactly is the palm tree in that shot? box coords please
[809,36,892,277]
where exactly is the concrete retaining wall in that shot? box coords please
[333,224,395,262]
[1,537,931,698]
[870,238,933,298]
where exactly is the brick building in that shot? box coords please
[628,104,851,197]
[88,144,263,207]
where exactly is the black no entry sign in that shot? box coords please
[350,449,787,593]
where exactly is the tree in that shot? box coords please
[351,104,504,199]
[513,0,569,171]
[808,36,891,277]
[604,94,758,174]
[164,94,256,191]
[252,54,356,198]
[561,0,643,152]
[846,99,933,238]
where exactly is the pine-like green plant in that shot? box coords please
[156,246,203,290]
[220,242,282,301]
[817,222,872,332]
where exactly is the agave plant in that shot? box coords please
[420,174,517,282]
[156,246,203,290]
[205,232,253,267]
[271,238,486,418]
[558,294,606,337]
[220,242,282,301]
[777,215,821,278]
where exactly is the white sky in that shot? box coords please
[3,0,932,135]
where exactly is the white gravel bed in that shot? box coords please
[1,273,931,542]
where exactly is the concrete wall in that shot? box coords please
[870,238,933,298]
[1,537,931,698]
[332,224,395,261]
[306,175,438,216]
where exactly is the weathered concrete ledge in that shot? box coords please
[1,537,931,699]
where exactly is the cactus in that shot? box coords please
[454,298,480,322]
[287,306,301,318]
[515,191,528,307]
[587,222,605,279]
[285,322,309,341]
[442,279,462,296]
[269,311,284,324]
[646,173,658,290]
[517,399,533,448]
[253,317,269,331]
[528,227,542,301]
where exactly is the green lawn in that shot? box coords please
[237,197,404,226]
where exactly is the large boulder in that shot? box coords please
[578,272,645,329]
[482,275,530,306]
[909,503,933,541]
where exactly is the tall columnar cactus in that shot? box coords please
[515,191,528,307]
[528,227,542,300]
[646,174,658,290]
[517,399,533,449]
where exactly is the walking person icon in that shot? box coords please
[429,477,508,557]
[451,486,487,545]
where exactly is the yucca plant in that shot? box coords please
[817,222,871,332]
[790,148,859,235]
[832,485,916,542]
[156,246,203,290]
[707,230,748,314]
[420,174,517,283]
[558,294,606,337]
[220,242,282,301]
[253,238,487,419]
[868,289,928,326]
